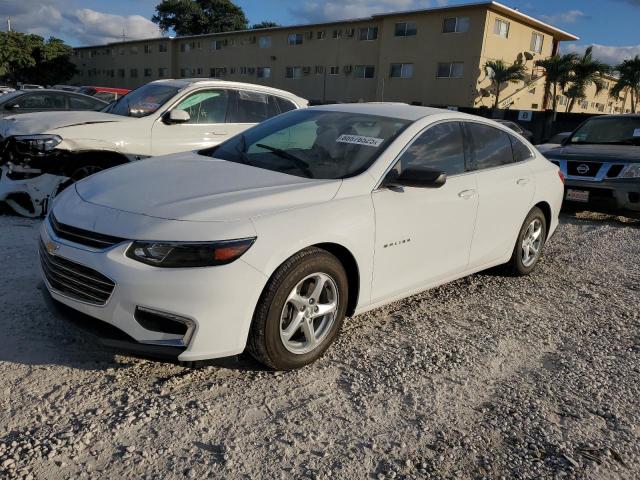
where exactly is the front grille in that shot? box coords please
[39,239,115,306]
[606,164,624,178]
[567,161,602,177]
[50,214,125,249]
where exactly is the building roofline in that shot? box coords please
[74,0,578,50]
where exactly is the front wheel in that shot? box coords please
[508,207,547,276]
[247,247,348,370]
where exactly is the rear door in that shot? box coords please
[224,90,287,138]
[463,121,536,268]
[13,92,66,114]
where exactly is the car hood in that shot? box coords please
[544,144,640,163]
[0,111,131,137]
[74,152,342,222]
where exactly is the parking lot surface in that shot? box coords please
[0,212,638,480]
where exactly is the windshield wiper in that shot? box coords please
[255,144,313,177]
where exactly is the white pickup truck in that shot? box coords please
[0,79,307,216]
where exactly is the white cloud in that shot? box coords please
[290,0,435,22]
[563,43,640,66]
[0,0,161,45]
[540,10,588,24]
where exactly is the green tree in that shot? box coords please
[251,21,279,29]
[535,53,578,120]
[152,0,248,36]
[0,32,40,83]
[484,59,528,110]
[565,46,610,112]
[611,55,640,114]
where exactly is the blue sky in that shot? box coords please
[2,0,639,64]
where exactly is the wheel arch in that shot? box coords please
[312,242,360,317]
[63,150,130,176]
[533,201,552,239]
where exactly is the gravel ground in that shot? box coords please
[0,211,639,480]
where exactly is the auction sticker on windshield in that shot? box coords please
[336,134,384,147]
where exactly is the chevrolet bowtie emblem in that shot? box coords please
[46,241,60,255]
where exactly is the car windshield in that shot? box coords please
[570,117,640,145]
[206,110,410,179]
[103,84,179,117]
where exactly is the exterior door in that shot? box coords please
[151,88,236,155]
[371,121,479,302]
[463,122,536,268]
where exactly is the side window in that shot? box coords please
[275,96,297,114]
[510,134,534,162]
[466,122,513,170]
[174,89,230,124]
[69,95,102,110]
[22,93,65,109]
[230,90,280,123]
[395,122,466,176]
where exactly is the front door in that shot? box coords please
[371,121,479,302]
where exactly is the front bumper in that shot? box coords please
[0,165,66,217]
[563,178,640,217]
[39,219,268,362]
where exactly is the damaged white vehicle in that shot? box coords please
[0,79,307,216]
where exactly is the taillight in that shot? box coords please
[558,170,565,184]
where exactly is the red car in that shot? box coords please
[78,86,130,103]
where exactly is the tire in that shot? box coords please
[508,206,547,276]
[247,247,349,370]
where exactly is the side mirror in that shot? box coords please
[382,167,447,189]
[164,109,190,124]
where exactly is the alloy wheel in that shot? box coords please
[521,218,543,267]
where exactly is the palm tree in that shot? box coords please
[484,59,528,111]
[611,55,640,113]
[535,53,578,120]
[565,46,610,112]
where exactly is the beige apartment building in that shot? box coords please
[70,1,637,114]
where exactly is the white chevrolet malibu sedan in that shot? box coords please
[41,104,564,370]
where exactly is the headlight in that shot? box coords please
[621,164,640,178]
[126,238,256,268]
[14,135,62,155]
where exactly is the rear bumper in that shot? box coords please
[563,178,640,217]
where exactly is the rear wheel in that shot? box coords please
[248,248,348,370]
[508,207,547,276]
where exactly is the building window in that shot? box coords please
[212,40,223,50]
[332,29,341,39]
[144,68,152,77]
[130,68,138,78]
[195,67,203,76]
[437,62,464,78]
[317,31,326,40]
[259,36,271,48]
[355,65,375,78]
[395,22,417,37]
[158,67,168,78]
[390,63,414,79]
[580,100,589,109]
[119,48,125,55]
[288,34,304,45]
[144,45,152,54]
[329,66,340,75]
[531,103,539,109]
[443,16,470,33]
[359,27,378,41]
[180,43,190,53]
[180,68,188,77]
[530,32,544,53]
[286,66,303,79]
[315,65,324,74]
[210,67,227,78]
[117,69,125,78]
[130,46,138,55]
[257,67,271,79]
[494,18,509,38]
[239,66,248,75]
[159,43,168,53]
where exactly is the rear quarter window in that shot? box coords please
[466,122,514,170]
[509,135,534,162]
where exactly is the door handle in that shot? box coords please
[207,131,228,136]
[458,189,476,199]
[517,178,530,186]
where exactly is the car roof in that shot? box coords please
[308,103,479,121]
[149,78,307,102]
